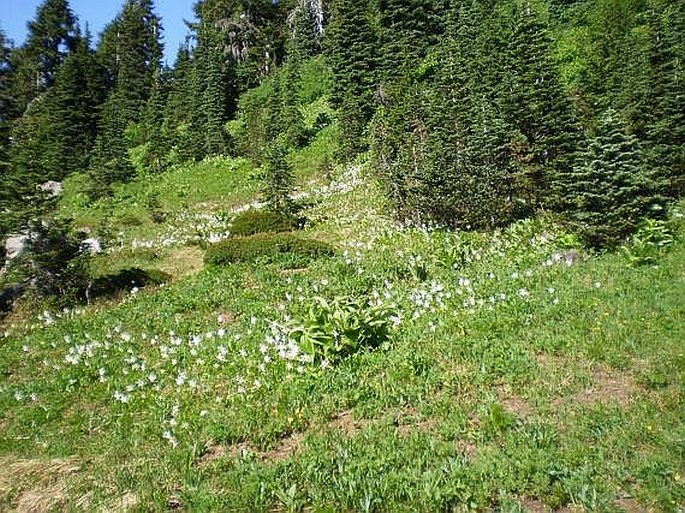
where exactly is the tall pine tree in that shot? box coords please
[89,0,163,193]
[8,0,80,115]
[558,110,662,248]
[326,0,377,158]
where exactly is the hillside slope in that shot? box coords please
[1,154,684,511]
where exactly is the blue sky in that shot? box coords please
[0,0,196,64]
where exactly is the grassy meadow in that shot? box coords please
[1,137,684,511]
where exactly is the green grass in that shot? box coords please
[1,153,684,511]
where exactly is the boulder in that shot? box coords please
[38,180,63,198]
[4,233,29,260]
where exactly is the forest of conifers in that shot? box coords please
[0,0,683,250]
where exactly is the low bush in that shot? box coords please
[205,232,334,266]
[287,295,394,366]
[623,218,675,267]
[231,209,301,236]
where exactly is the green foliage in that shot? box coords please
[623,218,675,267]
[18,218,90,305]
[7,0,80,113]
[557,110,663,248]
[89,0,164,191]
[231,209,300,236]
[326,0,378,158]
[204,232,334,266]
[286,295,394,366]
[371,5,528,230]
[145,191,166,224]
[262,139,296,213]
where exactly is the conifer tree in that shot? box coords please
[8,0,80,114]
[558,110,662,248]
[140,67,167,173]
[501,1,582,209]
[326,0,377,158]
[287,0,324,64]
[188,23,235,158]
[262,136,294,213]
[0,30,14,184]
[377,0,445,85]
[644,4,685,198]
[89,0,163,192]
[41,34,107,180]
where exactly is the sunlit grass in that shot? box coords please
[2,154,684,511]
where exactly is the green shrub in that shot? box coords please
[623,218,675,266]
[205,232,334,266]
[286,295,394,366]
[231,209,301,236]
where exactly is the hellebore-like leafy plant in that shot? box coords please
[287,296,394,365]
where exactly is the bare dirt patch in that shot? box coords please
[496,385,534,418]
[613,498,651,512]
[0,457,81,513]
[455,440,478,461]
[572,366,637,407]
[535,353,638,408]
[161,247,205,278]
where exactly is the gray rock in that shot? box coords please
[4,233,29,260]
[548,249,584,267]
[38,180,63,198]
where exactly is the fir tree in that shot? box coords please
[0,30,14,183]
[161,43,199,163]
[186,23,235,159]
[558,110,662,248]
[262,137,294,213]
[501,1,582,209]
[326,0,377,158]
[140,67,167,173]
[8,0,80,114]
[287,0,323,64]
[644,4,685,198]
[377,0,445,85]
[89,0,164,192]
[42,34,107,180]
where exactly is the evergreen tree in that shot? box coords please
[89,0,164,192]
[377,0,445,85]
[558,110,662,248]
[184,23,236,159]
[140,67,167,173]
[326,0,377,158]
[8,0,80,114]
[0,30,14,185]
[644,3,685,197]
[162,43,198,163]
[501,1,582,209]
[41,34,107,180]
[194,0,289,93]
[262,137,294,213]
[287,0,324,64]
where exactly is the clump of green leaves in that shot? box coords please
[231,209,301,236]
[204,232,333,266]
[623,218,675,266]
[287,296,394,365]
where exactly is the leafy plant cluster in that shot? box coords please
[204,232,333,266]
[286,295,395,366]
[623,218,676,267]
